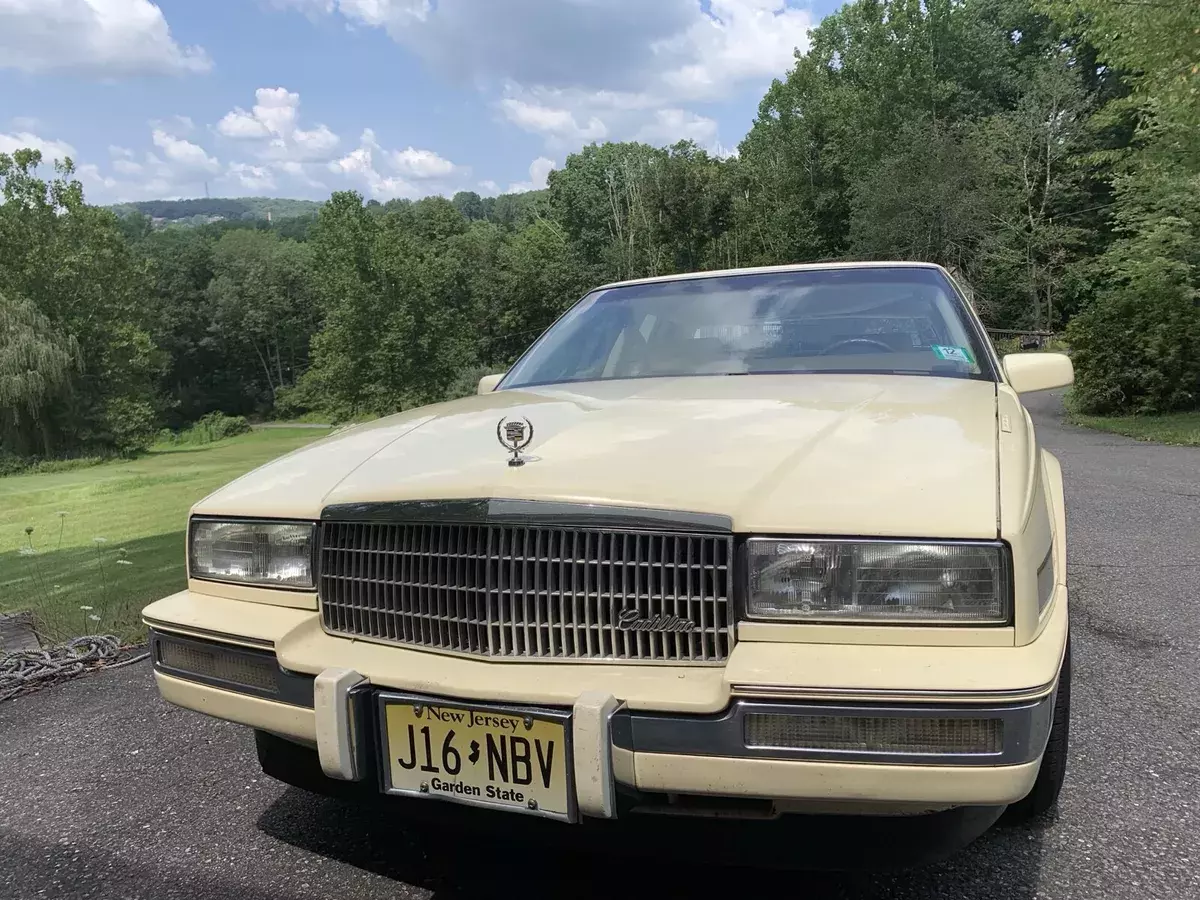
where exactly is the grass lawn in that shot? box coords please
[0,427,331,645]
[1067,410,1200,447]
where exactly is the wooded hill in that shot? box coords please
[108,197,324,227]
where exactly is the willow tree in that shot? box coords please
[0,292,81,457]
[1,148,160,456]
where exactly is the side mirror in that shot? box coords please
[1002,352,1073,394]
[477,373,504,395]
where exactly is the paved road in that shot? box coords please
[2,391,1198,899]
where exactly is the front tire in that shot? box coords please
[1001,636,1071,824]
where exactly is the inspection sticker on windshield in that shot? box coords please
[932,345,975,364]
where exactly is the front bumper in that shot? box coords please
[148,627,1055,811]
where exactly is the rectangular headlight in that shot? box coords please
[746,539,1010,624]
[189,519,315,589]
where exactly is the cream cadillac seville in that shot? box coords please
[143,262,1073,841]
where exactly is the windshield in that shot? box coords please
[502,267,993,389]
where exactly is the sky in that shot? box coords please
[0,0,840,204]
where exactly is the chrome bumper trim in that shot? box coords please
[611,694,1056,767]
[319,498,733,533]
[314,668,369,781]
[730,681,1058,705]
[144,619,274,650]
[571,692,622,819]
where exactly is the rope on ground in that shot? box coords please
[0,635,149,702]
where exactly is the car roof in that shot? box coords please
[595,261,950,291]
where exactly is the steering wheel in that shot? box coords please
[820,338,895,355]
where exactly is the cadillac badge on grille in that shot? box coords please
[496,415,535,466]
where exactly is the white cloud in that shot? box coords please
[0,131,77,163]
[281,0,694,91]
[152,129,220,173]
[477,179,500,196]
[216,87,341,163]
[498,98,607,147]
[654,0,814,101]
[219,88,461,198]
[337,0,429,28]
[9,123,247,203]
[270,0,335,18]
[0,0,211,76]
[75,163,118,193]
[328,128,467,198]
[112,157,143,176]
[225,162,277,193]
[329,128,420,199]
[284,124,340,159]
[76,148,203,203]
[635,109,719,147]
[507,156,555,193]
[277,0,814,162]
[390,146,459,179]
[216,87,297,139]
[216,109,269,140]
[275,160,327,189]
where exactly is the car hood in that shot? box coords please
[195,375,999,539]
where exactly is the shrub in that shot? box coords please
[271,383,311,421]
[0,451,110,478]
[1067,275,1200,416]
[160,412,252,446]
[199,412,251,441]
[102,396,161,456]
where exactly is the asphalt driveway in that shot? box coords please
[2,390,1197,900]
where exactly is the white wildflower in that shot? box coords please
[79,605,93,611]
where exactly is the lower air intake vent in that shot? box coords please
[744,713,1004,755]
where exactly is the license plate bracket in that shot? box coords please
[376,692,577,823]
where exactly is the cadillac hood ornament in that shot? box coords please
[496,415,535,466]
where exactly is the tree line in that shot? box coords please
[1,0,1196,465]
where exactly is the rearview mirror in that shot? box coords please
[477,373,504,395]
[1002,352,1073,394]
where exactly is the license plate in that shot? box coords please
[378,694,576,822]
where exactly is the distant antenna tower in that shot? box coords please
[204,180,210,199]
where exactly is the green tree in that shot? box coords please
[1042,0,1200,413]
[489,219,592,366]
[0,292,81,456]
[452,191,487,221]
[205,229,317,408]
[0,149,161,457]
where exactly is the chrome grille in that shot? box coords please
[319,521,735,663]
